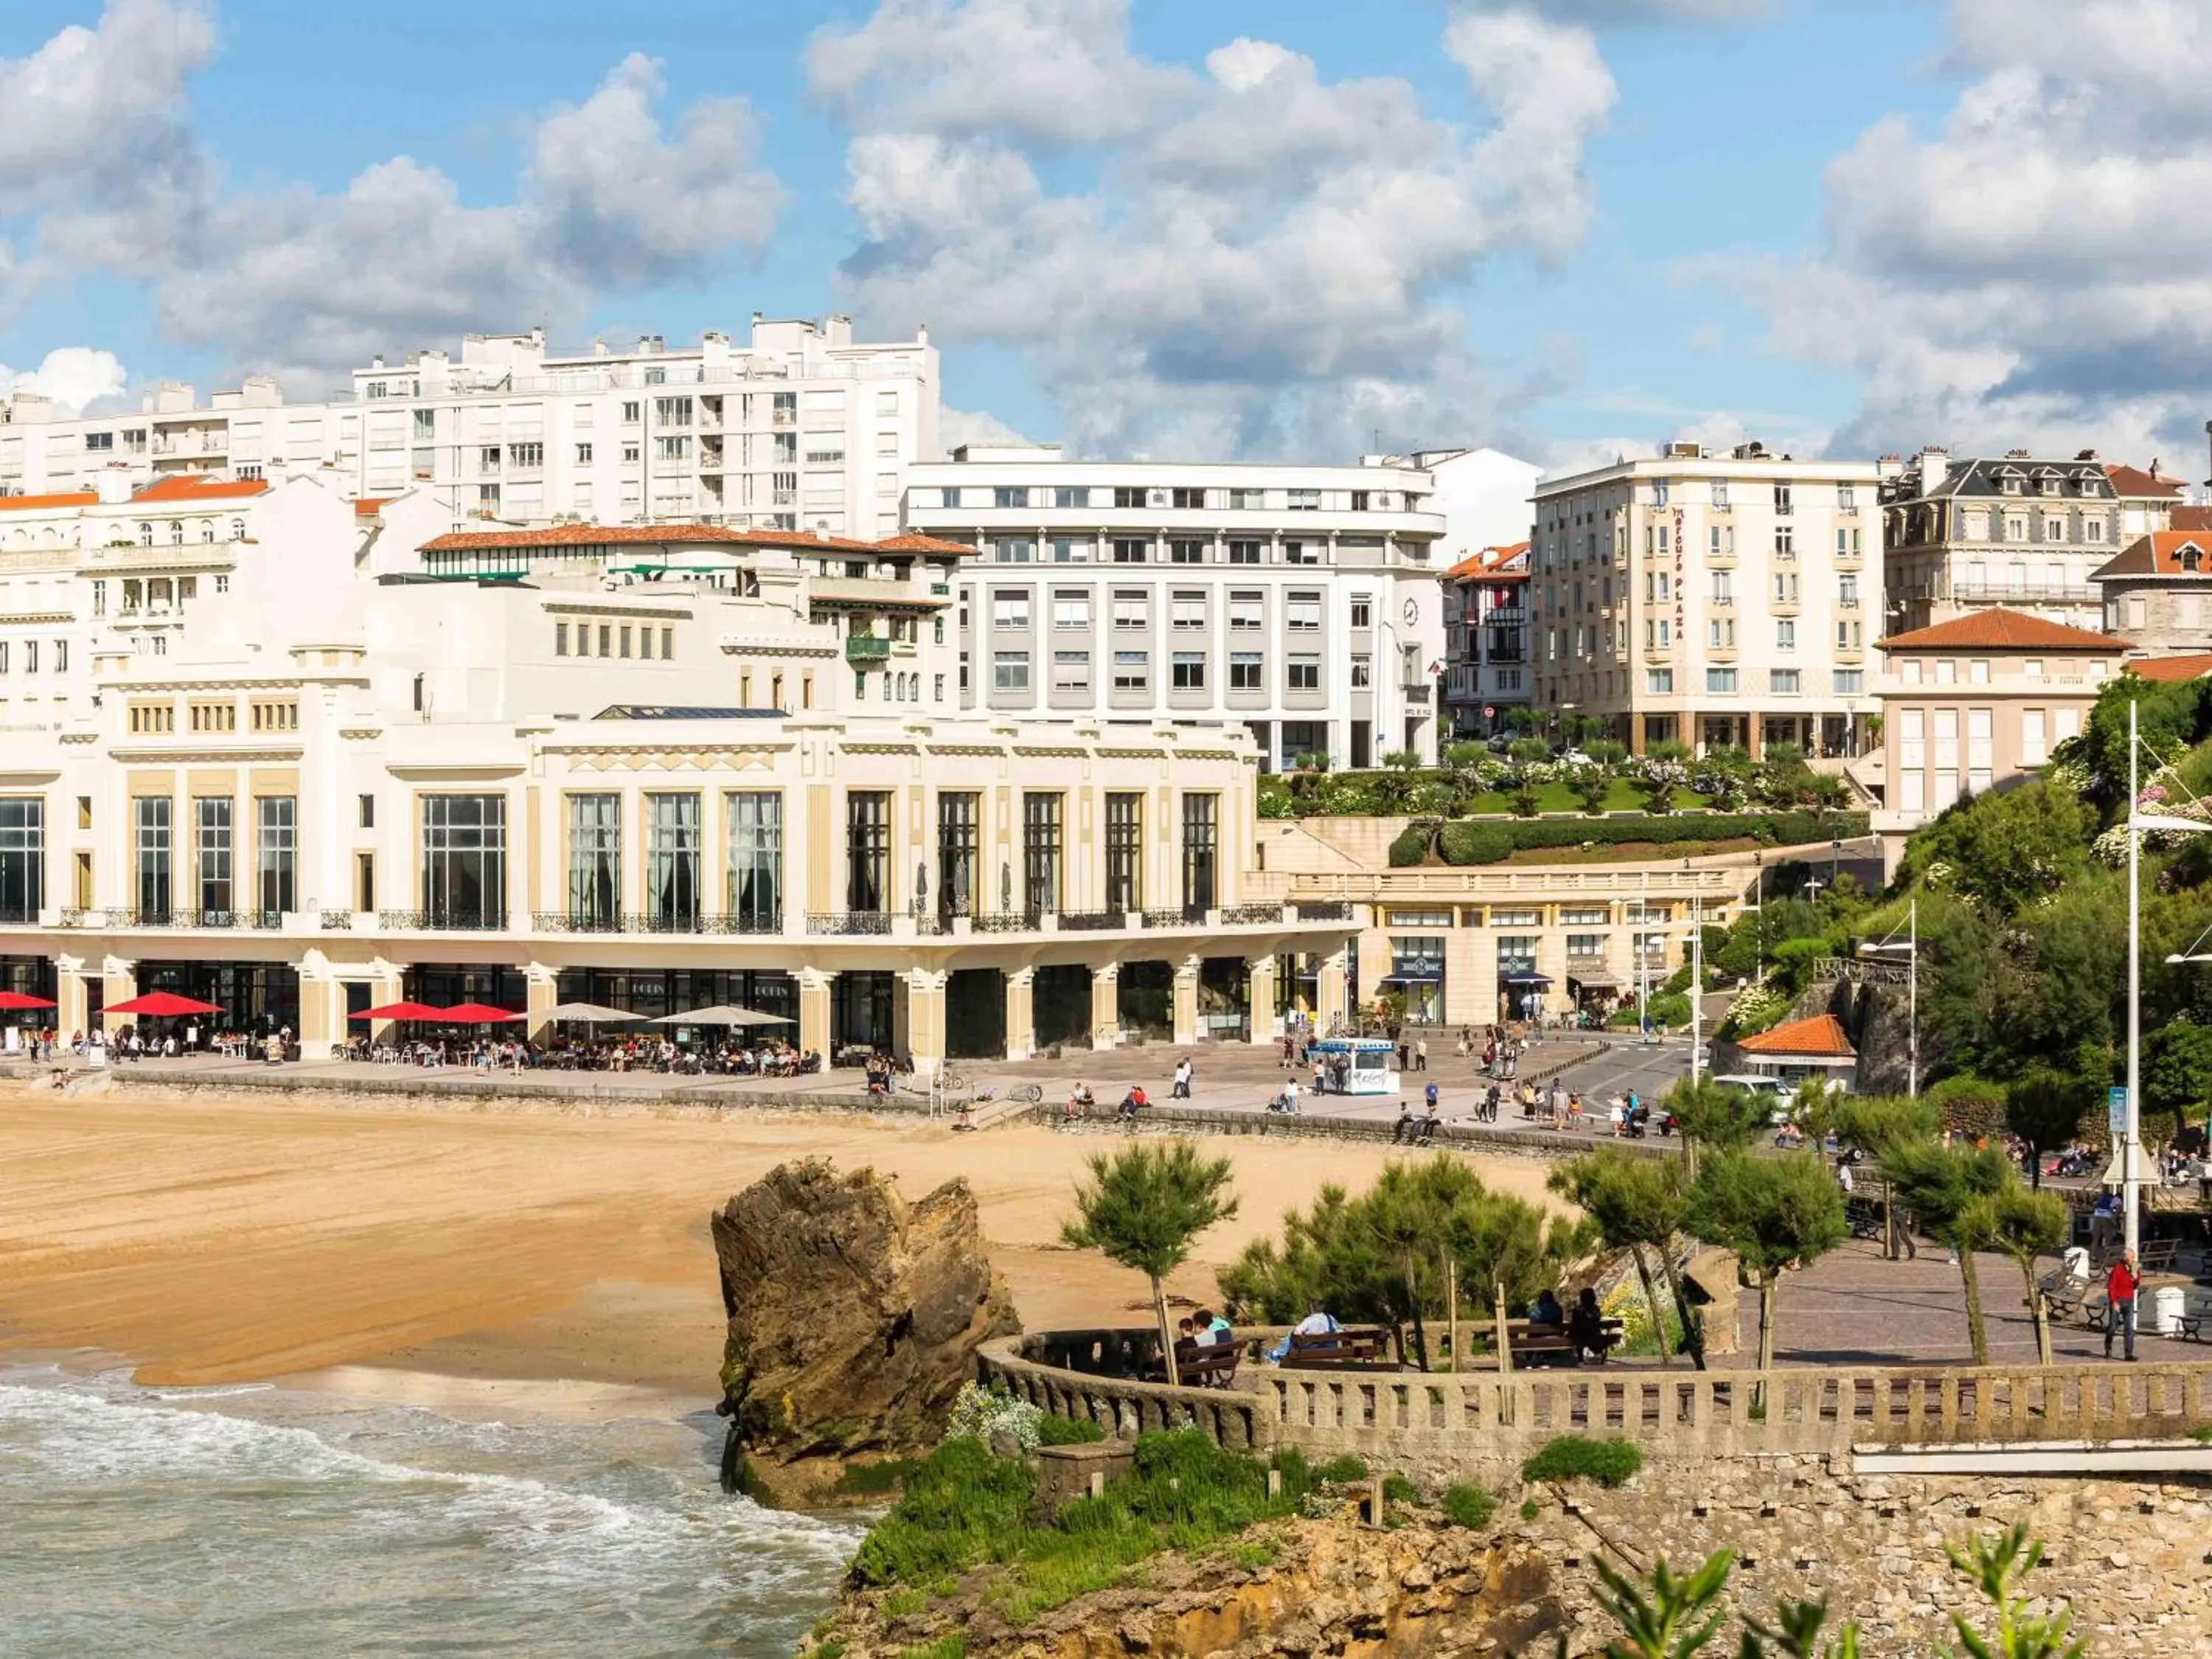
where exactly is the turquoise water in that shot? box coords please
[0,1368,861,1658]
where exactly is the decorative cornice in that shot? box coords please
[108,745,305,763]
[541,601,695,620]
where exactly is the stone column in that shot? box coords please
[1318,946,1349,1032]
[1246,954,1280,1046]
[54,954,88,1036]
[367,959,406,1046]
[1005,967,1035,1062]
[1090,961,1121,1050]
[1534,921,1569,1026]
[1172,956,1201,1046]
[99,957,136,1034]
[295,949,345,1061]
[524,962,558,1041]
[799,967,836,1061]
[905,968,947,1079]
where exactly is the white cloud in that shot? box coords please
[1730,0,2212,459]
[0,3,786,386]
[939,405,1034,456]
[818,0,1615,458]
[1511,0,1775,21]
[0,347,129,414]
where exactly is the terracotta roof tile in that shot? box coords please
[355,498,392,518]
[1444,541,1531,582]
[2172,506,2212,533]
[0,490,97,512]
[2127,654,2212,684]
[419,522,979,557]
[1735,1013,1856,1059]
[2089,530,2212,581]
[2104,464,2186,500]
[131,475,271,502]
[1877,608,2126,653]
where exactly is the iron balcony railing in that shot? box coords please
[378,908,509,932]
[1057,909,1123,931]
[1143,906,1209,928]
[807,910,892,936]
[844,634,893,664]
[321,909,354,930]
[530,910,782,936]
[1295,900,1352,922]
[973,910,1038,933]
[1220,902,1287,925]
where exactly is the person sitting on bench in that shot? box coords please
[1267,1301,1342,1362]
[1530,1288,1565,1330]
[1416,1097,1441,1143]
[1192,1306,1231,1346]
[1568,1287,1609,1361]
[1119,1084,1149,1119]
[1392,1103,1417,1144]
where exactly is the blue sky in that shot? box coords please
[0,1,2197,473]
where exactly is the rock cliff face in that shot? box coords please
[711,1158,1018,1505]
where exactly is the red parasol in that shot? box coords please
[439,1003,526,1024]
[354,1001,448,1022]
[0,991,57,1011]
[104,991,223,1018]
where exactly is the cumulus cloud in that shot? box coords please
[1495,0,1775,22]
[0,347,130,414]
[815,0,1616,459]
[0,1,786,386]
[1728,0,2212,461]
[939,405,1035,456]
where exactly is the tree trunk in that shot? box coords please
[1630,1243,1673,1363]
[1446,1256,1460,1374]
[1404,1256,1430,1372]
[2020,1258,2053,1366]
[1152,1276,1180,1389]
[2028,1143,2043,1191]
[1884,1178,1901,1260]
[1959,1244,1989,1367]
[1655,1237,1706,1372]
[1495,1279,1514,1374]
[1754,1275,1776,1413]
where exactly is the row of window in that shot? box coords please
[941,485,1394,512]
[981,535,1374,566]
[119,796,299,920]
[1642,481,1860,510]
[1953,512,2108,545]
[989,650,1321,695]
[982,588,1329,632]
[1640,571,1861,605]
[0,639,65,675]
[554,621,677,660]
[1641,668,1864,695]
[1894,705,2084,811]
[133,518,248,547]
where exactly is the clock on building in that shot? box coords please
[1402,597,1419,625]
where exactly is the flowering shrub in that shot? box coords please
[945,1382,1047,1453]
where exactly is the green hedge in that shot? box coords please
[1438,821,1514,866]
[1438,811,1865,866]
[1388,824,1432,867]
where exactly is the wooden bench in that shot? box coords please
[1147,1339,1242,1388]
[1283,1327,1401,1371]
[2039,1269,2094,1325]
[1845,1197,1885,1241]
[1506,1316,1626,1368]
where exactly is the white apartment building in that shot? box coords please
[0,483,1354,1070]
[0,316,938,540]
[1531,443,1885,757]
[902,445,1450,771]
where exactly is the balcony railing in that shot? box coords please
[1143,906,1208,928]
[531,910,783,936]
[844,634,892,664]
[378,909,508,931]
[1057,909,1123,931]
[92,907,284,929]
[807,910,892,936]
[1295,900,1352,922]
[1220,902,1287,925]
[321,909,354,930]
[1950,582,2099,604]
[973,910,1037,933]
[0,904,37,925]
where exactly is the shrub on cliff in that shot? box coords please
[1437,821,1512,866]
[1387,823,1434,866]
[1440,1484,1495,1529]
[1520,1435,1642,1489]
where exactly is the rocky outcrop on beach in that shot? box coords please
[712,1158,1018,1506]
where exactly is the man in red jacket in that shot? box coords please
[2106,1247,2140,1362]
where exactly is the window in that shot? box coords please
[1052,590,1091,630]
[1287,655,1321,691]
[1774,524,1795,557]
[509,442,543,467]
[1105,793,1143,910]
[1171,591,1206,630]
[990,536,1034,563]
[1968,706,1994,793]
[1833,669,1865,695]
[1711,481,1730,508]
[1711,569,1733,604]
[1770,669,1801,695]
[1112,650,1149,692]
[1646,668,1674,692]
[655,435,691,462]
[936,791,980,917]
[1969,658,1991,684]
[0,798,44,922]
[1707,667,1738,693]
[662,626,675,658]
[1171,652,1206,691]
[479,445,502,473]
[846,790,891,914]
[86,431,114,452]
[134,796,173,922]
[1900,708,1926,771]
[565,793,621,930]
[356,852,376,911]
[420,795,506,928]
[1351,656,1371,689]
[127,702,175,734]
[726,792,782,930]
[1776,620,1796,651]
[1349,596,1373,630]
[1228,591,1264,630]
[621,401,641,424]
[1226,539,1263,565]
[642,793,701,928]
[1837,482,1856,509]
[1023,793,1061,915]
[1286,591,1321,630]
[992,650,1031,692]
[1046,536,1090,563]
[1652,481,1671,507]
[1171,487,1205,509]
[993,487,1030,509]
[1110,536,1149,564]
[1169,538,1206,565]
[1773,483,1793,514]
[1112,590,1149,629]
[1052,649,1091,692]
[2087,518,2107,543]
[1287,489,1321,512]
[1181,794,1218,911]
[1230,652,1263,690]
[1053,487,1087,509]
[574,442,594,465]
[1709,524,1734,556]
[555,622,569,656]
[1113,487,1148,509]
[990,590,1030,629]
[2023,709,2048,767]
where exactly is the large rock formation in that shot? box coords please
[711,1158,1018,1505]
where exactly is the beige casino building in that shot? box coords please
[0,471,1352,1069]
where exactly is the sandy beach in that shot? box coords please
[0,1085,1562,1403]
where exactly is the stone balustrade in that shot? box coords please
[980,1328,2212,1478]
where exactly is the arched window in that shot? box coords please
[168,521,184,546]
[138,522,153,547]
[230,518,245,540]
[201,521,215,543]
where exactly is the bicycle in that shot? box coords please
[1008,1082,1043,1103]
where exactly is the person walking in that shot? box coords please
[2106,1247,2141,1363]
